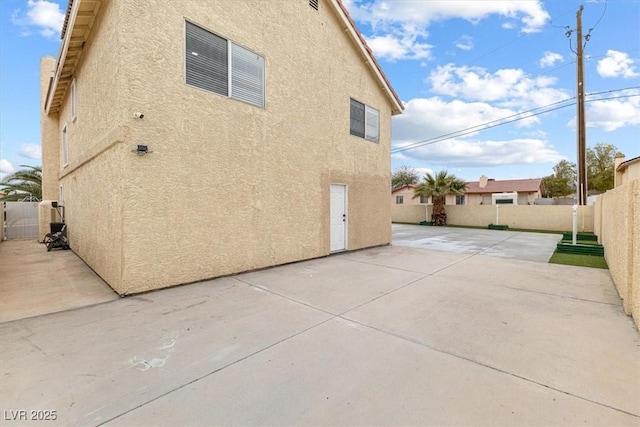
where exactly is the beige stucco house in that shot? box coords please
[39,0,403,295]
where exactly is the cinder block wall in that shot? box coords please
[595,179,639,328]
[392,204,594,232]
[391,205,430,223]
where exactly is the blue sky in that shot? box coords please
[0,0,639,182]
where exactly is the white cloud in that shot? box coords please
[390,97,564,168]
[11,0,65,39]
[392,97,539,145]
[427,63,570,109]
[19,143,42,160]
[347,0,549,32]
[539,51,563,68]
[366,34,432,62]
[455,35,474,51]
[597,50,639,79]
[344,0,549,61]
[571,90,640,131]
[392,138,564,168]
[1,159,16,181]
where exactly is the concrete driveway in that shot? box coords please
[1,229,638,426]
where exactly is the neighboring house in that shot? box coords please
[40,0,403,295]
[391,185,464,206]
[614,154,640,187]
[465,176,545,205]
[391,185,426,205]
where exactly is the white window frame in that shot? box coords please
[71,79,77,122]
[184,20,265,108]
[350,98,379,143]
[59,185,64,206]
[62,124,69,167]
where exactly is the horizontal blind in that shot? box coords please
[231,43,265,107]
[185,22,228,96]
[350,99,365,138]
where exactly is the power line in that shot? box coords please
[391,88,639,155]
[391,96,576,153]
[391,103,575,154]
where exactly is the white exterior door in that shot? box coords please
[330,184,347,252]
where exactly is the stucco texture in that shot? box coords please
[595,177,639,327]
[43,0,396,294]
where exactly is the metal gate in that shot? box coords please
[3,202,39,239]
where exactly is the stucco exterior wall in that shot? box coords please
[594,171,639,328]
[47,0,396,294]
[44,0,128,289]
[392,205,594,232]
[40,57,60,202]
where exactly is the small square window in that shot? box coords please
[396,195,404,204]
[456,195,465,205]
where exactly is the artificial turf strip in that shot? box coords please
[548,251,609,269]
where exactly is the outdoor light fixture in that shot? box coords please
[131,145,152,155]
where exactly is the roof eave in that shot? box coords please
[45,0,101,115]
[329,0,403,115]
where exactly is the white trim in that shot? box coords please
[330,183,348,252]
[45,0,81,114]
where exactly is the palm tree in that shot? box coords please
[413,171,467,226]
[0,165,42,202]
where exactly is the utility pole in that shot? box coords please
[576,5,588,205]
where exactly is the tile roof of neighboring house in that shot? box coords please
[391,185,417,193]
[465,178,544,194]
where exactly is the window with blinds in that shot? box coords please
[350,98,379,143]
[185,21,265,108]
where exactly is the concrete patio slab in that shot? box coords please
[0,239,119,323]
[435,255,620,304]
[392,224,561,263]
[0,277,330,426]
[237,256,426,314]
[340,244,471,275]
[108,317,638,426]
[1,232,638,426]
[345,273,639,416]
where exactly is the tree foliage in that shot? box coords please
[542,160,575,198]
[543,143,621,197]
[392,166,419,190]
[587,143,619,193]
[0,165,42,201]
[412,171,467,226]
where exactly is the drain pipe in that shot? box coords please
[495,204,500,226]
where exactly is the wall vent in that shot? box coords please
[309,0,319,11]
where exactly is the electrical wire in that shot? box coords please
[391,88,639,155]
[392,96,577,153]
